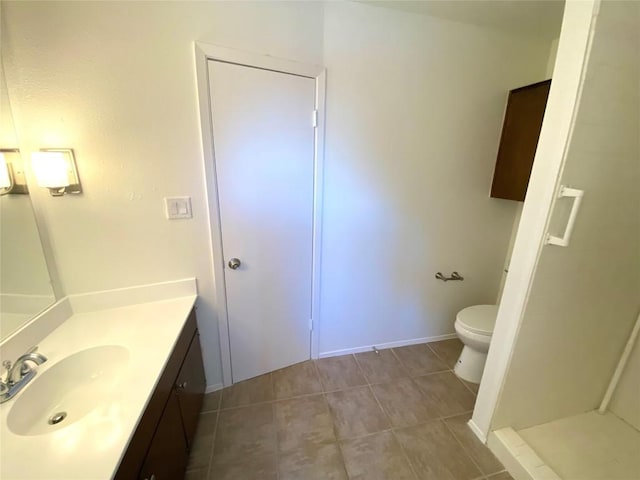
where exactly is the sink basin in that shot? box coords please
[7,345,129,436]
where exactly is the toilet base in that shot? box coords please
[454,345,487,384]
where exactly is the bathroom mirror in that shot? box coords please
[0,59,56,340]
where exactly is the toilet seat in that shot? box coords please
[455,305,498,336]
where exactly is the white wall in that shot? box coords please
[2,0,324,387]
[492,0,640,429]
[319,2,550,354]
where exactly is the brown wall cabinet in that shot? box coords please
[490,79,551,202]
[114,308,205,480]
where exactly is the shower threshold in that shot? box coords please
[488,411,640,480]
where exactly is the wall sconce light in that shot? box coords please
[31,148,82,196]
[0,149,29,195]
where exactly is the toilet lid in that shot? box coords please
[456,305,498,335]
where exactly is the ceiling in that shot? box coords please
[357,0,565,40]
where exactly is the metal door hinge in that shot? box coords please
[312,110,318,128]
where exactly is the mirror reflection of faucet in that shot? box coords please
[0,346,47,403]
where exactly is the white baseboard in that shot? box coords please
[318,333,458,358]
[205,383,224,394]
[467,418,487,443]
[488,428,561,480]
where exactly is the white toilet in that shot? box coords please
[454,304,499,384]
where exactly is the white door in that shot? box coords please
[208,60,316,383]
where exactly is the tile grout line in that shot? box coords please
[460,377,480,396]
[350,352,370,385]
[311,358,351,479]
[388,345,447,377]
[425,341,452,367]
[215,388,222,410]
[185,392,222,477]
[324,410,480,444]
[350,351,416,478]
[208,391,223,476]
[206,387,230,480]
[426,338,480,398]
[371,389,422,480]
[405,347,478,419]
[218,369,325,412]
[441,415,489,479]
[363,351,422,480]
[391,346,447,377]
[440,409,474,420]
[389,346,412,375]
[314,353,370,392]
[204,404,221,480]
[215,374,279,478]
[268,372,281,480]
[312,356,329,392]
[272,399,281,480]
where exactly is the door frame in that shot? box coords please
[194,42,326,386]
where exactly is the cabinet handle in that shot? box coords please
[176,381,188,390]
[144,475,156,480]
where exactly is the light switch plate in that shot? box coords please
[165,196,192,219]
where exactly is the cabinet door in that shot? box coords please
[176,332,206,449]
[491,79,551,201]
[117,310,197,480]
[138,393,188,480]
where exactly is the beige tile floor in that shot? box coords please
[184,339,513,480]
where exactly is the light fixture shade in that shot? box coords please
[31,151,71,188]
[0,153,11,189]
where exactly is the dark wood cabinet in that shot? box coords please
[138,394,188,480]
[490,79,551,201]
[175,333,206,449]
[115,308,205,480]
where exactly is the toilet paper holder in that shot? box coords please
[435,271,464,282]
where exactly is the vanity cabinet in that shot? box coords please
[139,394,188,480]
[175,333,206,449]
[490,79,551,201]
[114,308,205,480]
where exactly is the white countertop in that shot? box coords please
[0,293,197,480]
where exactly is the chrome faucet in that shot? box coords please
[0,346,47,403]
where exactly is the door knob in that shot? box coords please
[228,258,241,270]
